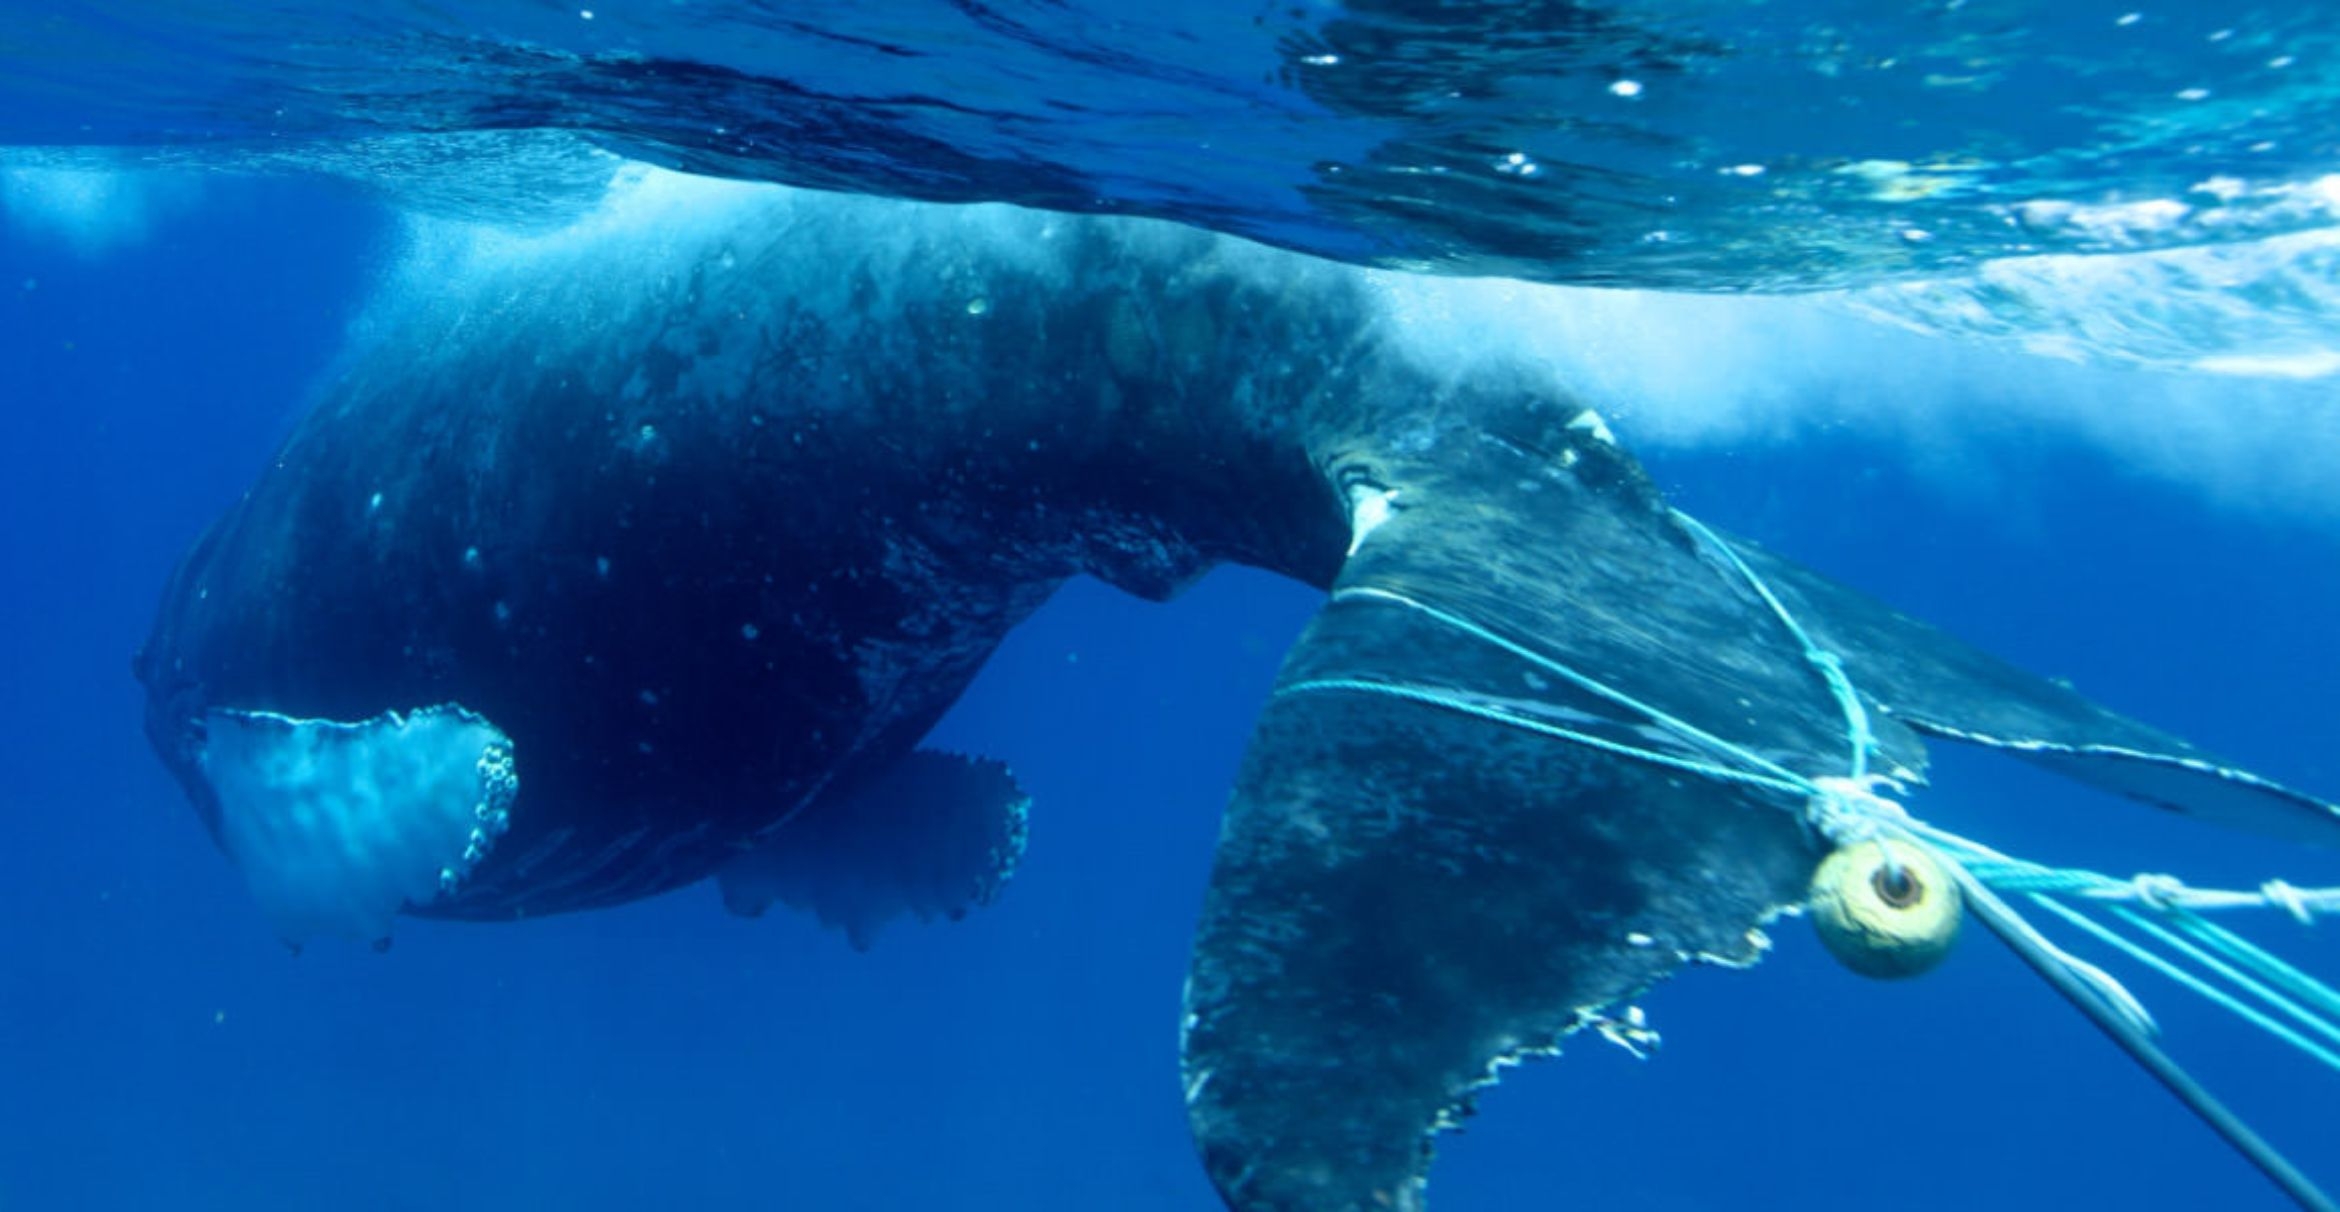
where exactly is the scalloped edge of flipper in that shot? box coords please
[716,749,1030,949]
[1183,583,1817,1212]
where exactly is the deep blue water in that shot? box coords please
[2,168,2335,1212]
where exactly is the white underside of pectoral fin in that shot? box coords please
[198,705,517,944]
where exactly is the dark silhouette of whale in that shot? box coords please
[135,179,2340,1211]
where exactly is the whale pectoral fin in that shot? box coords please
[197,705,517,945]
[716,749,1031,949]
[1722,537,2340,848]
[1182,597,1815,1212]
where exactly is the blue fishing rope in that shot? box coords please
[1330,584,1818,791]
[1666,505,2339,1075]
[1670,511,1874,782]
[1278,675,1811,799]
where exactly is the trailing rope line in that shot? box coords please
[1278,506,2339,1212]
[1327,584,1820,792]
[1670,511,1876,784]
[1277,675,1813,799]
[1966,864,2340,918]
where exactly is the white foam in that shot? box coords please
[2192,349,2340,379]
[0,164,199,256]
[1364,266,2340,529]
[379,162,1081,322]
[1842,226,2340,380]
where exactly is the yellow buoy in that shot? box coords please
[1808,837,1961,979]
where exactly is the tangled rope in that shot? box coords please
[1280,506,2339,1212]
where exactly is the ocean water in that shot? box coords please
[2,6,2338,1212]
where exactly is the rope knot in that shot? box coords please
[1806,774,1908,846]
[2129,873,2187,911]
[2261,879,2316,925]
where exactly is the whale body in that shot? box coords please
[135,176,2340,1211]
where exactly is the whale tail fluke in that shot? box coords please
[1181,407,2336,1210]
[1182,417,1832,1211]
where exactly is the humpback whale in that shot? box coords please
[134,177,2340,1210]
